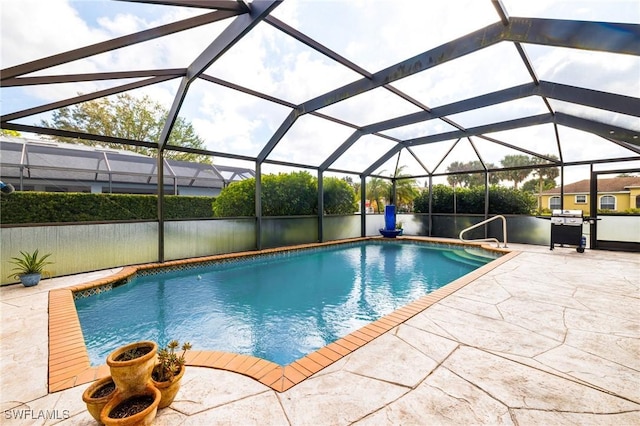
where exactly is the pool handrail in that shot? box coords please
[459,215,508,248]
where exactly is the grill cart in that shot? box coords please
[550,209,586,253]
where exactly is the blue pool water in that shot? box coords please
[75,241,496,366]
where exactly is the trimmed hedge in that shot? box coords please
[212,172,357,217]
[414,184,536,215]
[0,192,215,224]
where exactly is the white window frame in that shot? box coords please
[599,195,616,211]
[549,196,561,210]
[575,194,587,204]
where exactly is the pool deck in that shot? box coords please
[1,241,639,425]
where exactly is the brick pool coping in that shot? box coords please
[48,237,517,393]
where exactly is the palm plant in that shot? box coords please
[499,155,533,189]
[8,249,53,279]
[366,177,390,213]
[532,155,560,210]
[392,165,419,211]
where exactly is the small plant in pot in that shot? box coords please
[8,249,53,287]
[395,221,404,235]
[82,376,116,423]
[152,340,191,408]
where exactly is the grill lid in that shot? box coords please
[551,209,583,218]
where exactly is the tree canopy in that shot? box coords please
[40,94,210,163]
[1,129,21,137]
[445,160,499,187]
[213,171,357,217]
[391,165,419,212]
[366,177,389,213]
[498,155,534,189]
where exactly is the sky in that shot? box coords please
[1,0,639,186]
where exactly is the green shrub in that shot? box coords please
[414,184,536,214]
[212,172,358,217]
[323,177,357,214]
[212,179,255,217]
[262,172,317,216]
[0,192,214,224]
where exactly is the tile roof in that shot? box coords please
[543,176,640,194]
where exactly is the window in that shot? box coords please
[600,195,616,210]
[636,195,640,209]
[575,195,587,204]
[549,196,561,210]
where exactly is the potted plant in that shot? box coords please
[82,376,116,422]
[395,221,404,236]
[8,249,53,287]
[100,384,161,426]
[106,341,158,394]
[151,340,191,408]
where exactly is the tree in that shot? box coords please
[342,176,360,203]
[446,160,499,188]
[323,177,357,214]
[531,155,560,210]
[498,155,533,189]
[366,177,390,213]
[212,179,255,217]
[212,172,358,217]
[261,172,317,216]
[522,177,556,193]
[41,93,210,163]
[445,160,498,213]
[1,129,21,137]
[446,161,468,188]
[391,166,419,212]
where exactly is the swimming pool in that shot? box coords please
[75,240,498,366]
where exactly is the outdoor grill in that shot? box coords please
[550,209,586,252]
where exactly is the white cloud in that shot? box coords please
[97,13,145,36]
[1,0,637,180]
[502,0,640,24]
[268,114,355,166]
[528,45,640,97]
[1,0,107,69]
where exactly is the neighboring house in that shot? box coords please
[0,136,254,197]
[540,176,640,215]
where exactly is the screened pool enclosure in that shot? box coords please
[1,0,639,281]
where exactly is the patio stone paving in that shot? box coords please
[1,243,638,425]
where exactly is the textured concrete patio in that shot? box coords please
[1,243,639,425]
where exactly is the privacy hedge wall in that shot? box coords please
[0,192,215,224]
[413,184,536,215]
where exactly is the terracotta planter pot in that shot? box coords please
[100,384,161,426]
[106,341,157,394]
[82,376,116,422]
[151,365,185,408]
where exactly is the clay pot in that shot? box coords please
[151,365,185,408]
[82,376,116,422]
[100,384,161,426]
[106,341,157,394]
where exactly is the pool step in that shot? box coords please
[441,250,487,268]
[463,248,498,261]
